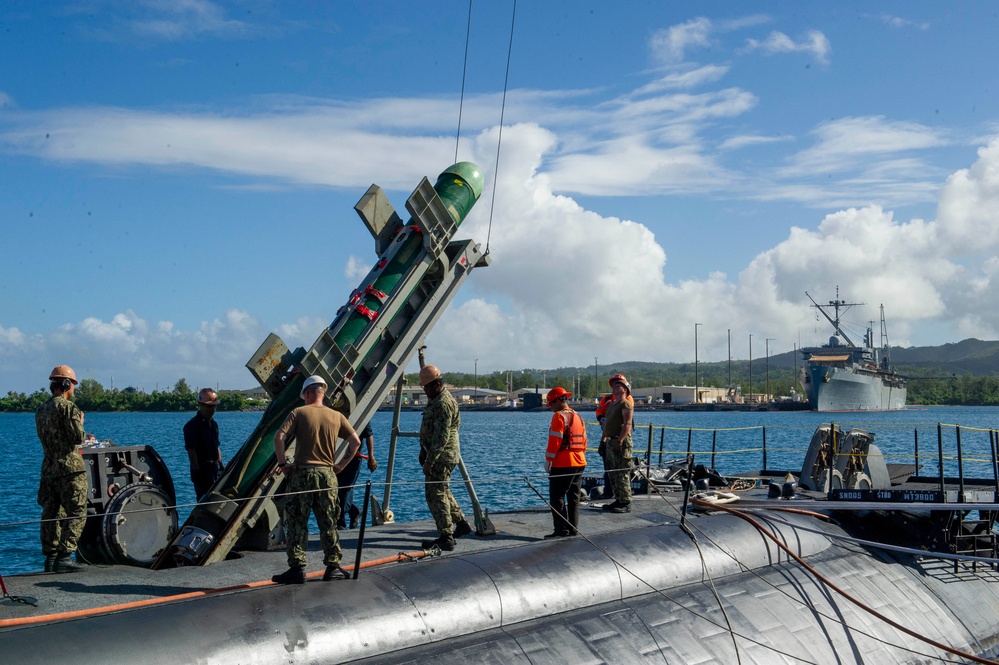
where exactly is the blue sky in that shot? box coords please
[3,1,999,393]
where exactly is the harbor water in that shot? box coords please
[3,405,998,576]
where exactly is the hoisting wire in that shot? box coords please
[484,0,517,256]
[453,0,473,164]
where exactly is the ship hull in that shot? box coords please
[805,364,907,411]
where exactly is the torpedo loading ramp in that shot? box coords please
[153,162,490,569]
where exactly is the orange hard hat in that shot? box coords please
[419,365,443,386]
[608,373,629,388]
[546,386,572,405]
[197,388,220,405]
[49,365,78,384]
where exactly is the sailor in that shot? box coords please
[272,375,361,584]
[336,423,377,529]
[601,374,634,513]
[36,364,87,573]
[418,364,473,551]
[594,392,615,499]
[543,386,587,538]
[183,388,224,501]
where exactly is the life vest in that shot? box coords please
[546,408,587,468]
[595,394,613,419]
[560,411,587,451]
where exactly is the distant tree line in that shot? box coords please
[4,365,999,412]
[0,378,252,412]
[407,363,999,406]
[906,375,999,406]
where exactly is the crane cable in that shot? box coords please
[453,0,473,165]
[484,0,516,256]
[452,0,515,257]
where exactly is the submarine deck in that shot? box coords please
[5,474,998,626]
[3,490,712,623]
[7,482,999,665]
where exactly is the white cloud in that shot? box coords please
[345,255,372,281]
[650,18,713,65]
[718,134,791,151]
[781,116,948,178]
[744,30,831,64]
[0,309,269,392]
[632,65,730,96]
[4,133,999,391]
[0,324,29,350]
[425,129,999,372]
[875,14,930,31]
[84,0,255,42]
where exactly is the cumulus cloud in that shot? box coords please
[2,12,998,391]
[744,30,831,64]
[425,129,999,373]
[0,309,269,393]
[344,255,372,281]
[4,132,999,390]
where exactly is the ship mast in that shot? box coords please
[880,304,892,367]
[805,286,864,347]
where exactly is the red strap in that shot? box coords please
[354,305,378,321]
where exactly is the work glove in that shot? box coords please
[367,457,378,472]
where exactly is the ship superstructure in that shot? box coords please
[801,289,907,411]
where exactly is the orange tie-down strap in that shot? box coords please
[0,550,430,629]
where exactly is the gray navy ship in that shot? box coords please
[801,289,907,411]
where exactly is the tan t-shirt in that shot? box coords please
[277,405,355,467]
[602,395,634,439]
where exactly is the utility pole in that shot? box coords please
[765,339,774,403]
[473,358,478,403]
[594,357,598,398]
[694,323,702,404]
[748,334,753,404]
[793,343,798,395]
[727,329,731,390]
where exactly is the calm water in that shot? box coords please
[2,406,998,575]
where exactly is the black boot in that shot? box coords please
[271,566,306,584]
[453,519,473,538]
[52,553,83,573]
[421,535,456,551]
[601,500,622,511]
[323,564,349,581]
[43,554,57,573]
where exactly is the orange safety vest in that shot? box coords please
[545,408,587,468]
[595,394,613,420]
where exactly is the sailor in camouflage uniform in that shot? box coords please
[36,365,88,573]
[601,374,635,514]
[418,365,472,551]
[271,375,361,584]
